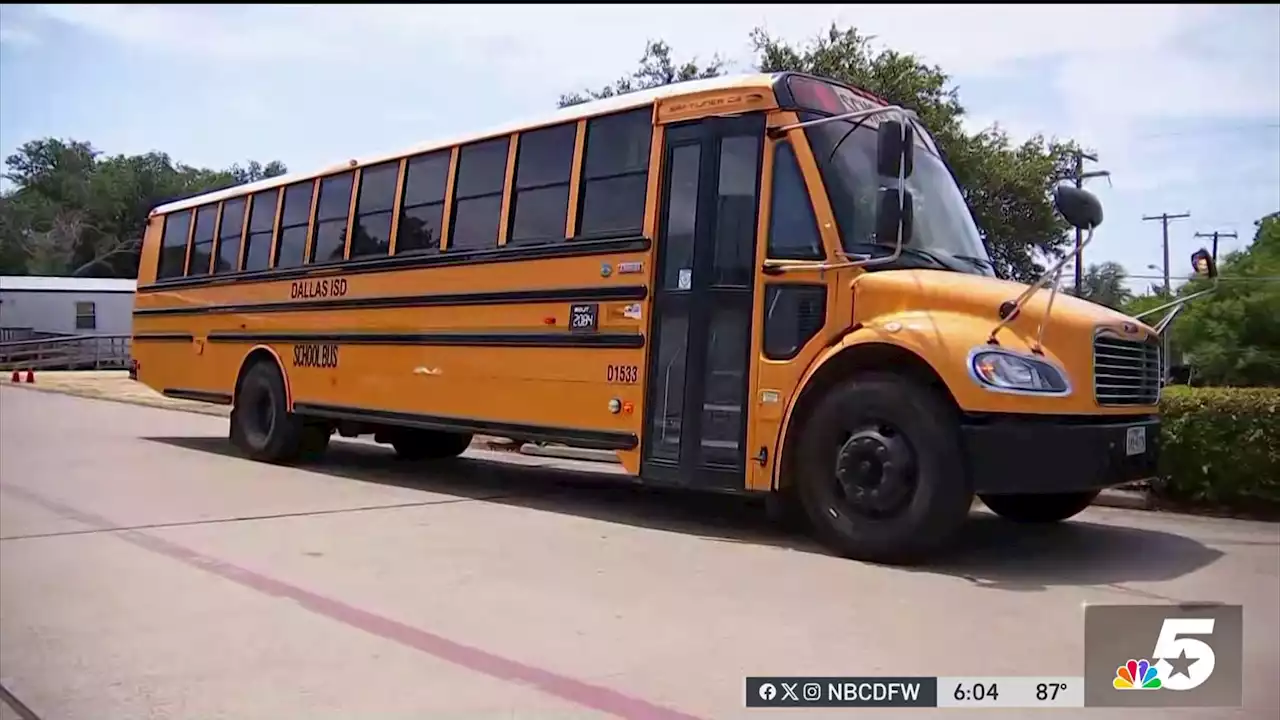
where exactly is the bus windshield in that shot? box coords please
[806,120,995,277]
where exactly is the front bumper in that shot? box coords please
[962,415,1159,495]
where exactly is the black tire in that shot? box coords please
[230,360,307,463]
[792,372,973,565]
[391,429,473,461]
[979,490,1099,523]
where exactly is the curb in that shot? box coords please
[1091,489,1152,511]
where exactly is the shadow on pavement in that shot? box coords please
[144,435,1225,590]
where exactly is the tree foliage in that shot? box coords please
[1073,260,1133,310]
[559,25,1086,282]
[0,138,286,277]
[558,40,725,109]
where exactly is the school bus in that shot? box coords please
[131,72,1207,564]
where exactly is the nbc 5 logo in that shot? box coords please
[1150,617,1217,690]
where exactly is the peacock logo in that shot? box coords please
[1113,659,1162,690]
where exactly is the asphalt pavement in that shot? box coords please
[1,386,1276,719]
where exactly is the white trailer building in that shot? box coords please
[0,276,137,342]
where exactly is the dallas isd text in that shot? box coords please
[746,677,936,708]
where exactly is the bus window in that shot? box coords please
[350,161,398,258]
[765,142,823,260]
[243,188,279,272]
[274,181,314,269]
[311,171,354,263]
[711,135,761,287]
[449,137,509,251]
[577,108,651,237]
[156,209,191,280]
[508,122,575,245]
[397,151,450,254]
[215,197,246,273]
[187,204,217,277]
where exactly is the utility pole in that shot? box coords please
[1142,211,1191,296]
[1194,230,1237,265]
[1067,150,1110,295]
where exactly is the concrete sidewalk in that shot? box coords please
[2,370,230,416]
[4,370,1154,512]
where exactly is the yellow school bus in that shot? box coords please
[132,72,1210,564]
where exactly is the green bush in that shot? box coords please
[1154,386,1280,514]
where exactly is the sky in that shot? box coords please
[1,3,1277,293]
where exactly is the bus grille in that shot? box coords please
[1093,335,1162,406]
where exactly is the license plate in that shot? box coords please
[1125,426,1146,456]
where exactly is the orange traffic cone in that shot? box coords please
[24,369,34,384]
[9,369,18,383]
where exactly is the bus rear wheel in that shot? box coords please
[792,372,972,565]
[230,360,328,463]
[979,491,1099,523]
[388,429,473,461]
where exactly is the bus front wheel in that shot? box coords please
[230,360,328,463]
[793,372,972,565]
[979,491,1099,523]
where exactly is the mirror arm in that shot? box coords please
[1134,280,1220,327]
[987,224,1098,343]
[1152,302,1187,335]
[1032,267,1065,354]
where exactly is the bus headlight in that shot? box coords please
[968,348,1070,395]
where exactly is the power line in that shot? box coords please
[1194,230,1238,265]
[1125,274,1280,282]
[1142,211,1191,296]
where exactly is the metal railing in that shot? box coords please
[0,327,73,343]
[0,334,132,371]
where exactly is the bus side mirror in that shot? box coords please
[876,187,914,247]
[877,119,914,179]
[1191,248,1217,279]
[1052,184,1104,230]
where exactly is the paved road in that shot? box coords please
[1,386,1276,720]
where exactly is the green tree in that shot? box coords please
[558,40,725,109]
[0,138,287,277]
[1167,213,1280,386]
[1075,260,1133,309]
[558,26,1086,282]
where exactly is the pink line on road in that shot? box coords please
[0,482,707,720]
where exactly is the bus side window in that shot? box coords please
[311,171,354,263]
[766,141,824,261]
[576,108,651,238]
[351,160,399,258]
[243,188,279,272]
[397,151,450,255]
[508,122,576,245]
[187,204,218,277]
[450,137,510,251]
[157,210,192,280]
[215,197,247,273]
[275,181,314,269]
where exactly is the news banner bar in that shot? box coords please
[746,676,1085,708]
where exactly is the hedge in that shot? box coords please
[1153,386,1280,515]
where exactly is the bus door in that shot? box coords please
[641,113,766,489]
